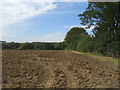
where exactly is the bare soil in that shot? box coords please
[2,50,119,88]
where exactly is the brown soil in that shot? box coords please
[2,50,119,88]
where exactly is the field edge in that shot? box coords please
[70,50,118,65]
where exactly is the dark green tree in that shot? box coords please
[33,43,44,50]
[19,43,34,50]
[2,42,20,50]
[43,43,55,50]
[64,27,87,50]
[77,35,94,52]
[79,2,120,58]
[55,42,66,50]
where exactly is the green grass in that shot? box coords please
[71,51,119,65]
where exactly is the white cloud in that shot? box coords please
[1,27,28,41]
[20,32,65,42]
[64,25,95,35]
[57,0,87,2]
[2,29,19,40]
[0,0,88,3]
[0,0,87,42]
[0,29,2,41]
[0,0,56,26]
[64,25,83,29]
[0,0,57,41]
[64,25,95,30]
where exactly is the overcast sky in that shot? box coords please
[0,0,93,42]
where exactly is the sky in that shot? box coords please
[0,0,93,42]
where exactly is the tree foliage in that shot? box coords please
[78,2,120,58]
[2,42,66,50]
[55,42,66,50]
[2,42,20,50]
[76,35,94,52]
[19,43,34,50]
[64,27,87,50]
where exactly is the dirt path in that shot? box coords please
[2,50,119,88]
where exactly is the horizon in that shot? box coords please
[1,1,94,43]
[0,41,62,43]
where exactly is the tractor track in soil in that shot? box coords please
[2,50,119,88]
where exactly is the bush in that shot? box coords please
[64,27,87,50]
[55,42,66,50]
[77,35,94,52]
[19,43,34,50]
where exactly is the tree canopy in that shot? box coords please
[78,2,120,58]
[64,27,87,50]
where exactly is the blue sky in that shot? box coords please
[1,1,92,42]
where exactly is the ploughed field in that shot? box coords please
[2,50,119,88]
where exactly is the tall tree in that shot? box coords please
[79,2,120,40]
[79,2,120,57]
[64,27,87,50]
[19,43,34,50]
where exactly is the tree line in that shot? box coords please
[2,42,66,50]
[2,2,120,58]
[64,2,120,58]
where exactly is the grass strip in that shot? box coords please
[71,51,118,65]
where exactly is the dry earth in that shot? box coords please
[2,50,119,88]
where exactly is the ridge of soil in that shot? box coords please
[2,50,119,88]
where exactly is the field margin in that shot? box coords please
[70,51,119,65]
